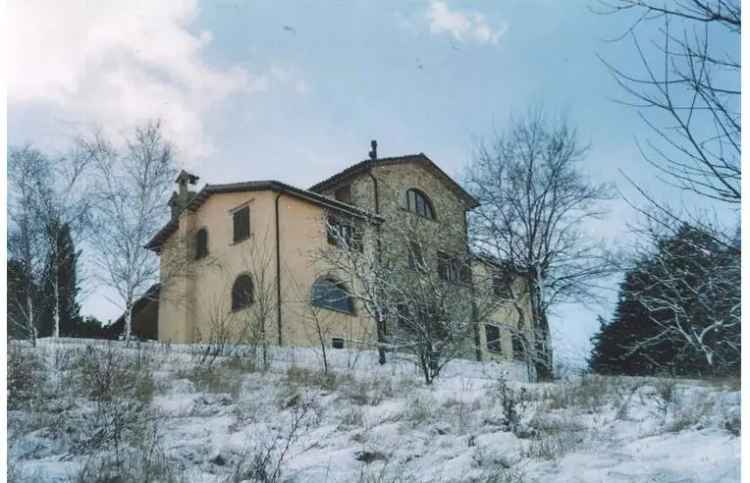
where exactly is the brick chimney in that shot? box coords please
[169,170,199,218]
[369,140,377,161]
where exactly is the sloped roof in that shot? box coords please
[145,180,382,252]
[309,153,480,208]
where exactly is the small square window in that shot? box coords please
[334,185,352,204]
[332,337,345,349]
[493,273,512,298]
[485,325,502,354]
[408,242,424,270]
[327,214,362,252]
[437,252,469,283]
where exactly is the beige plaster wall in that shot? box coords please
[157,189,377,350]
[472,260,535,362]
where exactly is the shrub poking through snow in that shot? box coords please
[178,364,242,398]
[7,339,741,482]
[73,425,180,483]
[227,398,314,483]
[8,343,46,410]
[69,344,156,469]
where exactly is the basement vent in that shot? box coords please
[332,338,345,349]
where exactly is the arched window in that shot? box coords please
[311,277,354,314]
[231,274,254,311]
[406,189,435,219]
[195,228,208,260]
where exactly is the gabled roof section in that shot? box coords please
[309,153,480,209]
[146,180,383,253]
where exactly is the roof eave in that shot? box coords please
[145,181,383,253]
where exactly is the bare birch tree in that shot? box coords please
[8,147,50,344]
[80,121,177,343]
[465,110,616,380]
[35,146,92,338]
[8,145,92,340]
[181,230,277,369]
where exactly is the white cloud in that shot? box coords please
[7,0,271,159]
[427,1,507,45]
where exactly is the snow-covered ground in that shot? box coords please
[8,338,740,482]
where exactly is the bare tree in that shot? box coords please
[233,231,278,370]
[597,0,740,208]
[313,196,502,384]
[8,145,92,341]
[35,146,92,338]
[80,121,177,343]
[302,299,335,374]
[596,1,740,374]
[178,230,278,369]
[465,110,616,380]
[8,147,50,344]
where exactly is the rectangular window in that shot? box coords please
[195,228,208,260]
[334,185,352,204]
[512,334,526,360]
[327,214,362,252]
[493,272,511,298]
[485,324,502,354]
[233,206,250,243]
[408,242,424,270]
[437,252,451,281]
[460,263,472,284]
[332,337,345,349]
[438,252,470,283]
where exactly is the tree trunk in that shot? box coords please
[528,274,553,381]
[26,294,37,347]
[376,317,387,365]
[53,277,60,338]
[125,301,133,344]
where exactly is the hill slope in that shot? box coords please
[8,339,740,482]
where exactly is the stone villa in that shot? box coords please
[144,144,533,363]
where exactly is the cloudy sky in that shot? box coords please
[8,0,734,365]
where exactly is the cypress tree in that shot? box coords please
[56,223,82,336]
[38,222,82,337]
[589,224,739,377]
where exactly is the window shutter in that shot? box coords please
[195,228,208,259]
[512,334,525,360]
[233,206,250,243]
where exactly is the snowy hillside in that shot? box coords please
[8,339,740,482]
